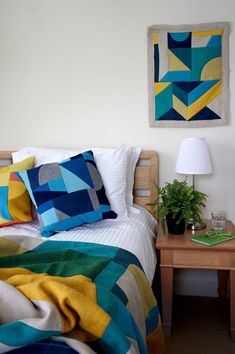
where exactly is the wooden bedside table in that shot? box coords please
[156,219,235,341]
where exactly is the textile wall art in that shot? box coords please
[147,22,230,127]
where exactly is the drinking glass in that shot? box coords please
[211,211,226,231]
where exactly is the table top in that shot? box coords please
[156,219,235,251]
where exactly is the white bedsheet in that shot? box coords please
[0,206,158,283]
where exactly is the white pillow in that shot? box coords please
[12,144,141,218]
[126,146,141,207]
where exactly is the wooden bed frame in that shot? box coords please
[133,151,158,212]
[0,150,159,213]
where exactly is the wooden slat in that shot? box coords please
[0,151,12,159]
[133,150,159,211]
[134,166,151,189]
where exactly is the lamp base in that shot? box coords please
[187,220,206,230]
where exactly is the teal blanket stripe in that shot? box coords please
[0,322,60,346]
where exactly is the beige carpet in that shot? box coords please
[165,295,235,354]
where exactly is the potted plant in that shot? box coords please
[155,179,207,235]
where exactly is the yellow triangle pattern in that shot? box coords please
[155,82,171,95]
[168,50,190,72]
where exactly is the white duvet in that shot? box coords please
[0,206,158,284]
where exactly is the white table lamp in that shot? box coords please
[175,137,213,229]
[176,137,212,188]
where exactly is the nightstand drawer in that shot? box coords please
[173,250,233,269]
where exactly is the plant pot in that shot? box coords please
[166,213,185,235]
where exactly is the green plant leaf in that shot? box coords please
[152,179,207,225]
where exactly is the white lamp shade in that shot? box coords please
[176,137,213,175]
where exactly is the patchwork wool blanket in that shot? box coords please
[0,235,165,354]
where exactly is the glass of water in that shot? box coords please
[211,211,226,231]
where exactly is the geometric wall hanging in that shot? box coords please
[147,22,230,127]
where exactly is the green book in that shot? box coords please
[192,230,235,246]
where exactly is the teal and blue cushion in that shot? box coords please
[18,151,117,236]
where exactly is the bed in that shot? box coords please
[0,147,165,354]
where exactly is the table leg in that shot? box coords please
[160,265,173,336]
[218,270,229,303]
[230,270,235,342]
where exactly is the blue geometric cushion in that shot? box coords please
[18,151,117,236]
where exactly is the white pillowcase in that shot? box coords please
[126,146,141,208]
[12,144,141,219]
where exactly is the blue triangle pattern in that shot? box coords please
[60,166,91,193]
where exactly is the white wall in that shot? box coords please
[0,0,234,295]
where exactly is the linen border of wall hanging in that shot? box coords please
[147,22,230,128]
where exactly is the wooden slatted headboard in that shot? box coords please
[0,150,159,214]
[133,151,158,213]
